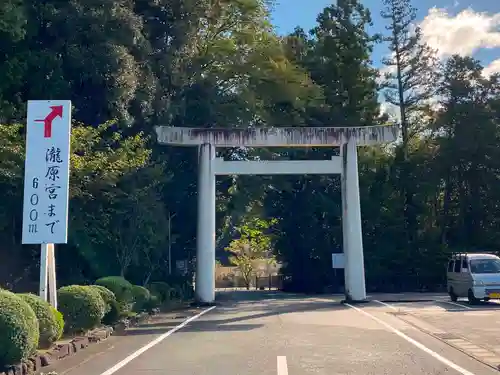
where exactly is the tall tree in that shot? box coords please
[309,0,381,125]
[380,0,439,249]
[431,56,500,247]
[268,0,383,293]
[380,0,438,146]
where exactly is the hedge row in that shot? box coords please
[0,277,192,368]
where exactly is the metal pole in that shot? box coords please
[47,243,57,309]
[39,243,49,301]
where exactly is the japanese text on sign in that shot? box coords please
[44,146,62,235]
[22,100,72,244]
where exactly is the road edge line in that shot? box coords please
[99,306,216,375]
[277,356,288,375]
[373,300,399,311]
[385,306,500,372]
[345,303,476,375]
[439,300,474,310]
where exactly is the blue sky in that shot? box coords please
[270,0,500,74]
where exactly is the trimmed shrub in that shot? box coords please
[101,299,121,326]
[131,286,150,312]
[50,307,64,341]
[142,295,160,313]
[163,276,193,299]
[19,294,60,349]
[57,286,106,334]
[95,277,133,303]
[117,300,133,315]
[147,282,172,303]
[171,285,185,300]
[89,285,116,313]
[0,290,39,366]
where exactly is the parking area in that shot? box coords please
[373,297,500,369]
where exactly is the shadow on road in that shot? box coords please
[126,291,344,335]
[123,323,265,335]
[204,290,346,326]
[215,289,339,304]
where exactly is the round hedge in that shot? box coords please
[19,294,60,349]
[95,277,133,303]
[0,290,39,366]
[89,285,116,313]
[57,286,106,334]
[131,286,150,312]
[50,307,64,341]
[142,295,160,313]
[101,299,121,326]
[147,282,172,303]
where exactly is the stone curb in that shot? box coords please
[0,311,155,375]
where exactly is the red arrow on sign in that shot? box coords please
[34,105,63,138]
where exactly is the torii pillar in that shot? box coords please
[155,126,398,304]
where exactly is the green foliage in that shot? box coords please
[0,290,39,367]
[142,295,160,313]
[95,277,133,304]
[57,286,106,334]
[88,285,116,314]
[131,285,150,312]
[147,282,172,303]
[225,217,277,288]
[101,299,121,326]
[1,0,500,298]
[50,307,64,342]
[18,294,60,349]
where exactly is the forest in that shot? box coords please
[1,0,499,294]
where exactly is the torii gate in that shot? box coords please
[155,126,398,304]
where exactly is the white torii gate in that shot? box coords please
[155,126,398,304]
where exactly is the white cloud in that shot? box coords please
[419,7,500,58]
[483,59,500,77]
[378,7,500,115]
[379,101,400,122]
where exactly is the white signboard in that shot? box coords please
[22,100,72,244]
[332,253,345,269]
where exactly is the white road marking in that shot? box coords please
[373,300,398,311]
[99,306,216,375]
[439,300,473,309]
[345,303,476,375]
[277,356,288,375]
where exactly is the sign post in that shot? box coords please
[22,100,72,309]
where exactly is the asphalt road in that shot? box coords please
[54,291,500,375]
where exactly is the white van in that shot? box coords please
[447,253,500,304]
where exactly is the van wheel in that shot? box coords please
[468,289,479,305]
[449,288,458,302]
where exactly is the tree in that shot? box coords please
[225,217,277,289]
[430,56,500,248]
[266,0,383,293]
[0,120,156,287]
[308,0,381,125]
[380,0,438,146]
[88,167,168,277]
[380,0,439,250]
